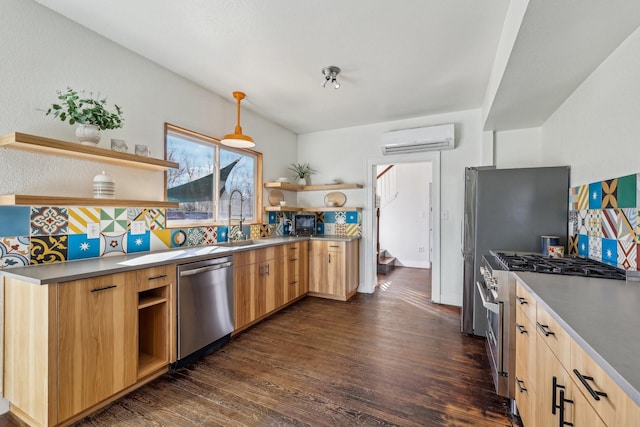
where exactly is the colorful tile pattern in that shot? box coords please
[30,206,68,235]
[0,236,30,267]
[101,232,127,257]
[569,172,640,270]
[101,208,128,233]
[67,234,100,260]
[68,207,100,234]
[0,206,31,237]
[30,235,67,265]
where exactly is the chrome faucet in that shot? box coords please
[228,189,244,242]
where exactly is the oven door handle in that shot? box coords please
[476,281,500,314]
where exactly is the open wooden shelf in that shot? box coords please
[138,295,168,309]
[0,194,178,208]
[137,352,167,379]
[264,182,362,191]
[0,132,178,171]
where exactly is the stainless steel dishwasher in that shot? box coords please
[174,256,234,368]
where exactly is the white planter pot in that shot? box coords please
[76,124,101,146]
[297,177,307,186]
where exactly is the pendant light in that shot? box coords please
[221,91,255,148]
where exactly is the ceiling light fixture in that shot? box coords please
[321,66,341,89]
[221,91,255,148]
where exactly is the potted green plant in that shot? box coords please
[288,162,316,185]
[44,87,124,146]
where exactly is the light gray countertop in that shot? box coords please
[514,271,640,406]
[0,234,360,285]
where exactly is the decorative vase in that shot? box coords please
[76,124,101,146]
[297,177,307,186]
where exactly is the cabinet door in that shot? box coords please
[264,258,285,314]
[234,262,257,330]
[326,243,345,296]
[309,240,328,293]
[514,360,536,427]
[57,273,137,421]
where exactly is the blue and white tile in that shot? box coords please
[268,211,277,225]
[67,234,100,260]
[187,227,205,246]
[127,231,150,253]
[0,236,30,268]
[601,238,617,266]
[170,229,188,247]
[346,211,359,224]
[217,226,229,243]
[588,182,602,209]
[315,223,325,235]
[578,234,589,258]
[335,211,347,225]
[324,211,336,224]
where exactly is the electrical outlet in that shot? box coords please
[131,220,146,235]
[87,222,100,239]
[418,247,425,253]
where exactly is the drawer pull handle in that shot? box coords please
[552,376,564,415]
[91,285,117,293]
[536,322,555,337]
[516,323,528,334]
[516,296,528,305]
[573,369,608,401]
[290,258,298,261]
[515,377,527,393]
[558,389,574,427]
[148,274,167,281]
[290,281,298,285]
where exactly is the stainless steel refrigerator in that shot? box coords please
[461,166,570,336]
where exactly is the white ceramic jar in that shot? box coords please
[93,171,115,198]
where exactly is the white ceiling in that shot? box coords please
[34,0,640,135]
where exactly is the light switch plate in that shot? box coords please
[87,222,100,239]
[131,220,146,235]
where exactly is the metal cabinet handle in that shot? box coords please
[515,377,527,393]
[91,285,117,293]
[290,280,298,285]
[516,296,528,305]
[537,322,555,337]
[329,245,340,248]
[266,263,270,276]
[573,369,608,401]
[552,376,563,415]
[516,323,528,334]
[290,258,298,261]
[558,389,574,427]
[147,274,167,281]
[328,254,331,263]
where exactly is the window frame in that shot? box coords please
[164,123,263,228]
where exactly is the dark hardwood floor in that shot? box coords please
[1,267,518,426]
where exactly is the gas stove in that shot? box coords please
[491,251,627,280]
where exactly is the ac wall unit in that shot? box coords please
[381,123,455,155]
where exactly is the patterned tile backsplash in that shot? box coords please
[0,206,361,268]
[569,173,640,270]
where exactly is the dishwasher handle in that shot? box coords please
[476,281,499,314]
[179,261,233,277]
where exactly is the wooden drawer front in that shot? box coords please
[515,359,536,427]
[235,246,285,267]
[536,304,570,367]
[515,305,536,391]
[137,264,174,291]
[571,340,640,427]
[515,281,536,322]
[327,241,345,252]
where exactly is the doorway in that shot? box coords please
[363,152,441,302]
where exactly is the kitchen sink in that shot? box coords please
[216,239,256,247]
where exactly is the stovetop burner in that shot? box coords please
[493,252,627,280]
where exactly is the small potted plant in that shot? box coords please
[288,162,316,185]
[44,87,124,145]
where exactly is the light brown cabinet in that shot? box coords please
[515,279,639,427]
[284,240,309,302]
[233,245,285,332]
[3,268,174,427]
[309,239,359,301]
[57,273,137,421]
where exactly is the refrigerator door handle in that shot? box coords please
[476,281,499,314]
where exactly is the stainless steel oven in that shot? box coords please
[477,254,516,400]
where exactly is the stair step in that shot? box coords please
[377,256,396,275]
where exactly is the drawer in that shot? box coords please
[571,340,640,427]
[234,245,285,267]
[515,306,536,391]
[536,303,571,368]
[514,359,536,427]
[137,264,174,291]
[515,281,536,322]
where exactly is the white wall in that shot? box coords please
[494,127,542,167]
[542,25,640,185]
[298,109,483,306]
[379,163,432,268]
[0,0,297,206]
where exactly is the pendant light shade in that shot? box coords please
[221,91,255,148]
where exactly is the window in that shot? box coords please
[165,123,262,227]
